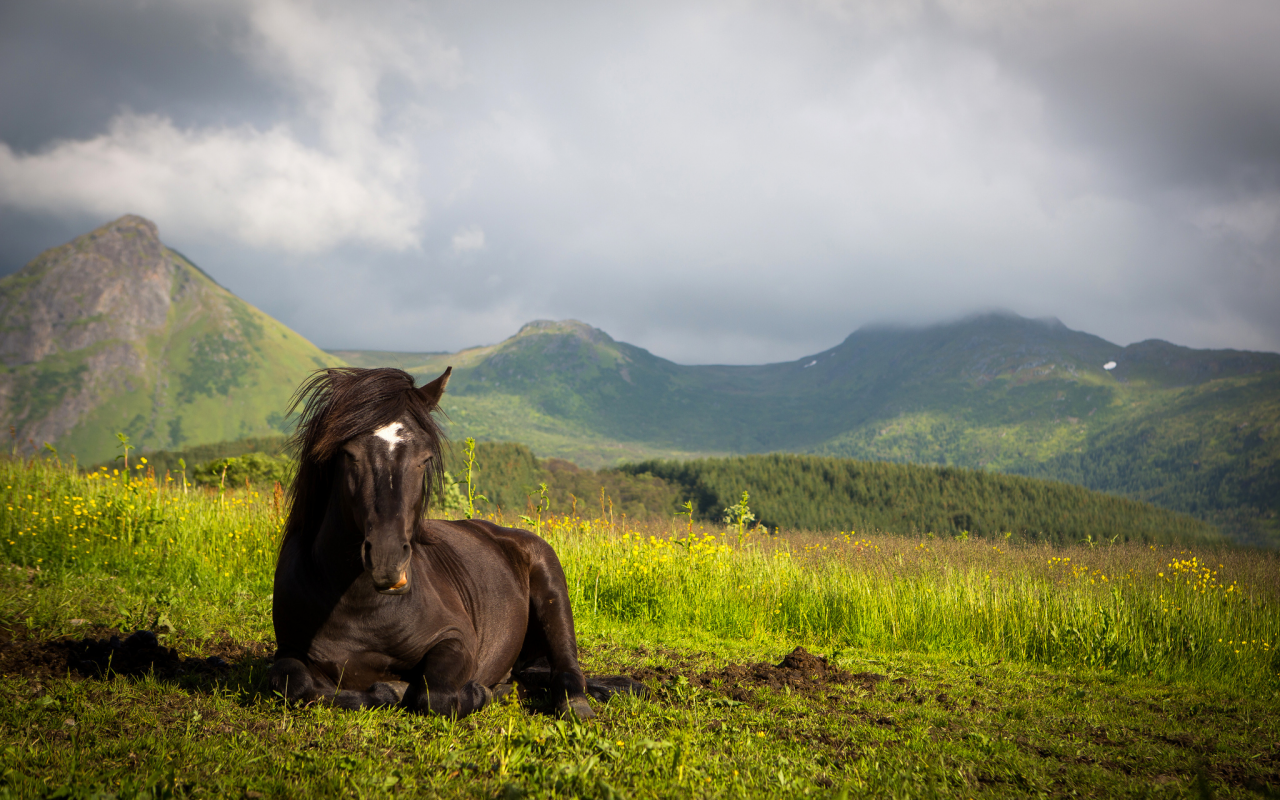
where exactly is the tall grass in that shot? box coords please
[2,456,1276,688]
[550,518,1278,685]
[1,457,278,599]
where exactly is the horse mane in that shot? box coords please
[280,367,448,549]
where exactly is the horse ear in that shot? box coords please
[419,366,452,405]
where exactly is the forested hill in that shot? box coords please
[338,316,1280,545]
[620,453,1220,546]
[454,444,1220,546]
[467,444,1220,545]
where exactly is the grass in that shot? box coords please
[559,523,1276,686]
[1,455,1278,797]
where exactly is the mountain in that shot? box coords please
[337,315,1280,545]
[4,216,1273,543]
[0,215,343,464]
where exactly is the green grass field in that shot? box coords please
[1,456,1278,797]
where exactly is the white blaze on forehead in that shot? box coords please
[373,422,408,452]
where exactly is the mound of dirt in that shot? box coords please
[0,636,70,678]
[633,647,885,703]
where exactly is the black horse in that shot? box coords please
[269,367,623,718]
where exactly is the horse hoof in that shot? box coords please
[557,696,596,720]
[492,681,517,702]
[366,680,404,706]
[369,681,409,704]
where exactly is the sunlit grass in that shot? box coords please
[2,455,1277,689]
[1,457,279,600]
[543,516,1279,687]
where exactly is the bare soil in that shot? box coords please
[630,646,885,702]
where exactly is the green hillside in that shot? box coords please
[1020,373,1280,544]
[0,216,345,465]
[339,315,1279,545]
[331,326,720,468]
[115,434,291,479]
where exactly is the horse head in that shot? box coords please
[284,366,451,595]
[340,427,421,593]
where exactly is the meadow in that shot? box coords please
[0,454,1278,798]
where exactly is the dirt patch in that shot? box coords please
[0,636,70,679]
[0,629,269,683]
[634,646,885,703]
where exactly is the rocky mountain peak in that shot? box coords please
[515,319,613,345]
[0,214,178,367]
[93,213,161,244]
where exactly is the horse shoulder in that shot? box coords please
[422,519,542,571]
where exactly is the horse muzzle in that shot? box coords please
[364,535,411,594]
[373,570,409,596]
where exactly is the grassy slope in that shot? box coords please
[443,394,714,470]
[46,253,342,465]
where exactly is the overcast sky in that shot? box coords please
[2,0,1278,363]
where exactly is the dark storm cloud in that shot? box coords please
[0,0,1277,363]
[957,1,1280,191]
[0,2,283,151]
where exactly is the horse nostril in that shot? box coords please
[403,543,410,554]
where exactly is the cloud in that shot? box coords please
[0,112,420,252]
[0,0,1277,362]
[452,225,485,253]
[0,0,462,253]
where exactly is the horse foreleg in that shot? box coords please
[331,681,405,710]
[527,547,595,719]
[404,679,493,717]
[269,656,329,703]
[402,638,495,718]
[269,657,403,709]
